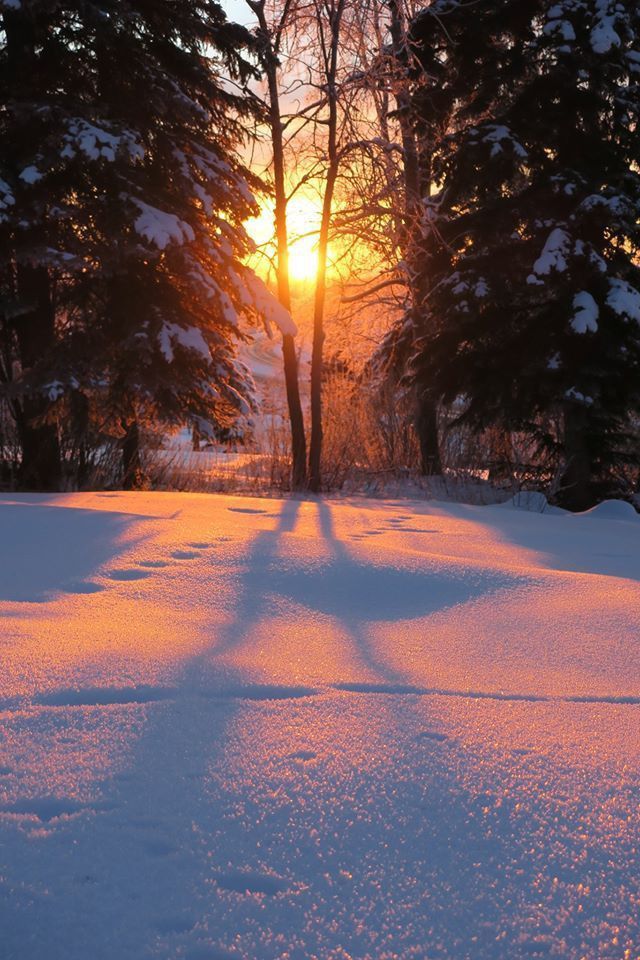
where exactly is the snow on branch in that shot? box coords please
[607,278,640,324]
[158,323,211,364]
[62,119,144,163]
[238,271,297,338]
[529,227,571,281]
[132,200,195,250]
[591,2,622,54]
[571,291,599,333]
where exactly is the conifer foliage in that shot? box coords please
[0,0,277,489]
[410,0,640,509]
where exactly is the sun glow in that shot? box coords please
[287,231,319,283]
[246,192,330,286]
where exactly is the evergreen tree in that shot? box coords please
[0,0,289,489]
[410,0,640,509]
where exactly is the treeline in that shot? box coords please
[1,0,639,511]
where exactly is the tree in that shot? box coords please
[327,0,444,475]
[409,0,640,509]
[0,0,286,489]
[307,0,347,492]
[244,0,351,492]
[247,0,308,490]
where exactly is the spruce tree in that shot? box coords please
[410,0,640,509]
[1,1,287,489]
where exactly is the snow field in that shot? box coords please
[0,492,638,959]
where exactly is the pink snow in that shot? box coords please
[0,492,638,959]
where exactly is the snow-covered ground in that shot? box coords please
[0,491,638,960]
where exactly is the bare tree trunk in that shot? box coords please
[389,0,442,476]
[308,0,345,492]
[253,0,307,490]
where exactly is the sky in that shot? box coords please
[221,0,256,27]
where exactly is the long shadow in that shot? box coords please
[192,497,303,667]
[0,500,152,602]
[313,499,525,687]
[0,497,309,959]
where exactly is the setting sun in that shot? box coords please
[246,191,334,285]
[287,231,319,282]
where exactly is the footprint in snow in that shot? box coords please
[213,870,290,896]
[61,580,106,594]
[137,559,170,568]
[416,730,451,743]
[171,550,200,560]
[109,568,152,581]
[290,750,317,763]
[187,541,213,549]
[401,527,439,534]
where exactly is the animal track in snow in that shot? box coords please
[137,559,170,568]
[171,550,200,560]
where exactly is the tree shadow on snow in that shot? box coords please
[0,500,151,602]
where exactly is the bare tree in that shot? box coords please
[307,0,347,491]
[247,0,308,489]
[329,0,442,475]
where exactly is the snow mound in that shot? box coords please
[577,499,639,521]
[497,491,560,513]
